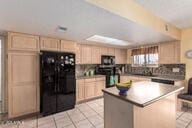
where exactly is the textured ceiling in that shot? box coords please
[134,0,192,29]
[0,0,174,47]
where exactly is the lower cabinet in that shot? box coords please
[84,82,95,99]
[95,81,105,97]
[8,52,39,118]
[76,77,105,102]
[76,79,85,102]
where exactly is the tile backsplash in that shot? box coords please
[76,64,98,77]
[76,64,186,80]
[125,64,186,79]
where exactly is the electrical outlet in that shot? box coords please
[172,68,180,73]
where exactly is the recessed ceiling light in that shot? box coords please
[56,26,67,33]
[86,35,129,46]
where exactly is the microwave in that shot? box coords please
[101,55,115,66]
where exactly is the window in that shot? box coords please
[131,46,158,67]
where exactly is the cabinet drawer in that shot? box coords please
[85,78,96,83]
[96,77,105,81]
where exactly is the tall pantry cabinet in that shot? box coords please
[7,32,39,118]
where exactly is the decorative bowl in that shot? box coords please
[116,86,130,96]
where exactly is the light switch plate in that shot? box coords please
[172,68,180,73]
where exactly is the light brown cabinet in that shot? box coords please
[40,37,60,51]
[81,45,92,64]
[95,81,105,97]
[60,40,76,53]
[8,52,39,118]
[84,82,96,99]
[8,32,39,51]
[159,41,180,64]
[100,47,108,55]
[76,77,105,102]
[92,46,101,64]
[115,49,127,64]
[115,48,121,64]
[76,44,81,64]
[76,79,85,102]
[121,49,127,64]
[108,48,115,56]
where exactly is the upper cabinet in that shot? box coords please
[159,41,180,64]
[8,32,39,51]
[40,37,60,51]
[100,47,108,55]
[76,44,81,64]
[108,48,115,56]
[115,48,121,64]
[115,48,127,64]
[81,45,92,64]
[91,46,101,64]
[121,49,127,64]
[60,40,76,53]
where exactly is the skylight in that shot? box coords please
[86,35,129,46]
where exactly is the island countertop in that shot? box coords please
[102,81,184,107]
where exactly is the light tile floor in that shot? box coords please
[0,98,192,128]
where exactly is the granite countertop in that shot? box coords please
[103,81,184,107]
[120,73,185,81]
[76,75,105,79]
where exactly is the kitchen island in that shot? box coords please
[103,81,184,128]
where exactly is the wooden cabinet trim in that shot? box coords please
[40,37,60,51]
[8,32,39,51]
[60,40,76,53]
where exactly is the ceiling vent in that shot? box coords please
[56,26,67,33]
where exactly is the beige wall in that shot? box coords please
[181,29,192,81]
[86,0,181,40]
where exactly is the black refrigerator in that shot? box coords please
[40,51,76,116]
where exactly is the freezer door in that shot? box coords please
[40,51,57,116]
[57,53,76,112]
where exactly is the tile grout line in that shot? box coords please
[85,100,104,127]
[86,101,104,118]
[66,110,78,128]
[177,111,185,120]
[76,104,96,128]
[185,120,192,128]
[53,115,58,128]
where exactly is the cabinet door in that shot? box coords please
[92,46,101,64]
[81,45,92,64]
[115,48,121,64]
[84,82,95,99]
[95,81,105,97]
[100,47,108,55]
[8,52,39,118]
[40,37,60,51]
[108,48,115,56]
[121,49,127,64]
[8,32,39,51]
[159,41,180,64]
[76,44,81,64]
[76,80,85,102]
[60,40,76,53]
